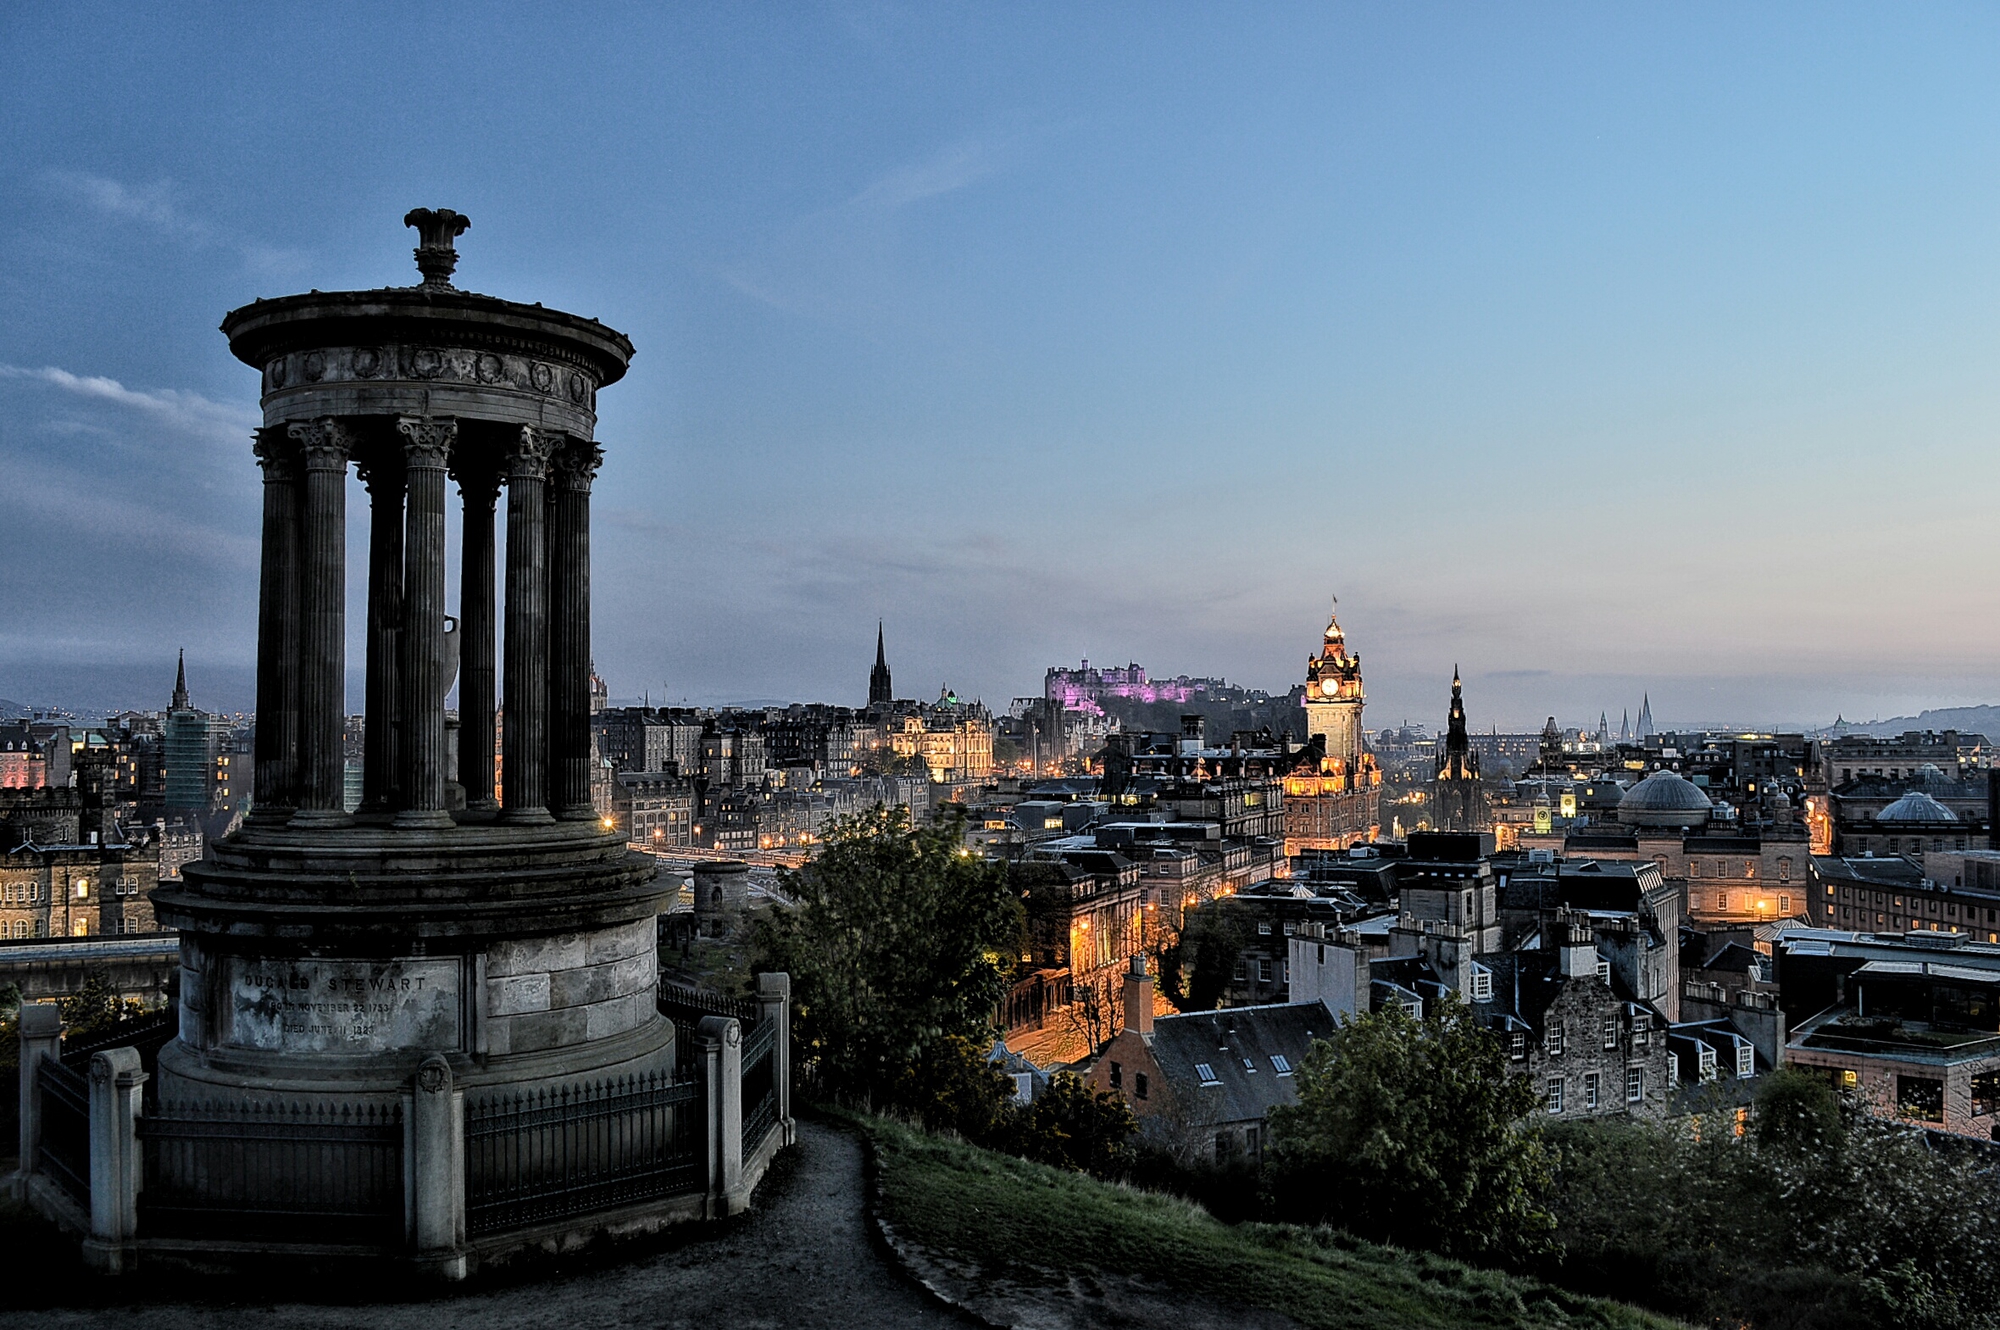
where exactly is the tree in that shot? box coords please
[1158,905,1252,1012]
[1267,995,1553,1261]
[1000,1071,1137,1174]
[1752,1065,1845,1155]
[755,805,1023,1106]
[886,1034,1018,1141]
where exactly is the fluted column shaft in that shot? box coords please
[287,417,352,827]
[455,460,501,816]
[249,429,302,823]
[356,451,406,817]
[501,427,557,824]
[396,416,456,828]
[548,439,603,821]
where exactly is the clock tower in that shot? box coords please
[1303,601,1365,767]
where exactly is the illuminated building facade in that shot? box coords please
[1284,604,1381,853]
[1044,659,1224,717]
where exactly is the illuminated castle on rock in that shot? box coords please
[1283,601,1382,852]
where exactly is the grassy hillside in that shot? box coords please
[862,1116,1685,1330]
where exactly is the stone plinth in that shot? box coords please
[154,821,674,1104]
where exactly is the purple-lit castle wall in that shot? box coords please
[1043,660,1226,716]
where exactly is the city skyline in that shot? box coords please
[4,7,1998,728]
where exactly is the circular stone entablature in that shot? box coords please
[220,208,634,439]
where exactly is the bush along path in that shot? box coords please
[857,1114,1688,1330]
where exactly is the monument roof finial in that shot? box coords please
[404,208,471,289]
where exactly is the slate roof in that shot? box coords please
[1147,1000,1334,1125]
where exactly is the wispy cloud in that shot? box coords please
[42,171,308,275]
[849,136,1009,210]
[0,364,257,445]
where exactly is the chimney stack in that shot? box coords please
[1122,954,1154,1036]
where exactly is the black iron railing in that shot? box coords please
[657,985,758,1026]
[62,1009,177,1072]
[137,1099,405,1245]
[464,1070,705,1237]
[36,1055,90,1211]
[741,1016,778,1155]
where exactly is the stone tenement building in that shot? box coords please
[1282,604,1382,852]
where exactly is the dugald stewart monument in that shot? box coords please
[14,211,791,1278]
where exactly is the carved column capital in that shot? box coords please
[551,439,605,493]
[397,415,457,469]
[508,426,561,482]
[288,417,354,469]
[451,457,503,506]
[250,428,300,480]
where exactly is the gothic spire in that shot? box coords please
[171,649,190,711]
[868,620,893,709]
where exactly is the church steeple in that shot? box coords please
[171,649,190,711]
[868,621,893,709]
[1432,665,1482,830]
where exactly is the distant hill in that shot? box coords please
[1837,704,2000,738]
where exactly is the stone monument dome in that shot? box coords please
[1617,769,1714,827]
[1876,790,1958,824]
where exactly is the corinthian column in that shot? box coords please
[286,416,352,829]
[248,428,301,825]
[396,416,456,829]
[548,438,603,821]
[501,426,557,824]
[454,455,501,818]
[354,446,405,819]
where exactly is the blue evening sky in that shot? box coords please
[1,4,1995,730]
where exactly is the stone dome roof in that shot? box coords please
[1618,769,1714,826]
[1876,790,1958,824]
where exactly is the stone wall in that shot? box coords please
[484,917,657,1054]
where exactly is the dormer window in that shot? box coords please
[1735,1044,1754,1078]
[1469,965,1493,1002]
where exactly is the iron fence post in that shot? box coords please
[81,1047,145,1273]
[14,1003,62,1199]
[756,972,794,1147]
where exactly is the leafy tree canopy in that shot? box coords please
[756,805,1022,1105]
[1268,994,1554,1261]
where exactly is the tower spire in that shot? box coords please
[172,649,190,711]
[868,620,893,709]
